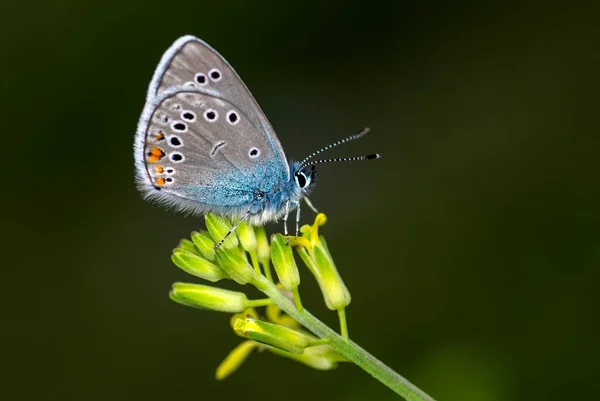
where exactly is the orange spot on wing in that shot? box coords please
[156,177,166,186]
[155,166,164,173]
[155,131,164,141]
[147,147,165,163]
[150,147,163,157]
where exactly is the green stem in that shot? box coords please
[262,261,274,282]
[246,298,274,308]
[249,251,261,276]
[307,338,330,346]
[292,287,304,312]
[338,308,348,339]
[253,275,436,401]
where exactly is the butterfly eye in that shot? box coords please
[295,172,308,189]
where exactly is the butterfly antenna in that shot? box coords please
[299,127,370,170]
[300,153,381,170]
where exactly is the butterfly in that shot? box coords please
[135,35,379,247]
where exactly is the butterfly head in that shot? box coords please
[292,164,318,196]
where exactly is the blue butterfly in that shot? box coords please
[135,35,379,247]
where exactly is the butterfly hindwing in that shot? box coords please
[136,89,287,217]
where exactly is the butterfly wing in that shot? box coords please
[135,89,288,217]
[135,36,291,217]
[142,35,288,178]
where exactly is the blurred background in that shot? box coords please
[2,1,598,400]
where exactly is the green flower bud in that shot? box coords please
[205,213,239,249]
[254,226,270,265]
[177,238,199,255]
[271,234,300,291]
[215,247,254,285]
[169,283,250,313]
[233,317,311,354]
[310,237,351,310]
[191,231,216,261]
[236,220,257,253]
[171,248,227,282]
[215,340,258,380]
[297,214,351,311]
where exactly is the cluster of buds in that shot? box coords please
[169,213,351,379]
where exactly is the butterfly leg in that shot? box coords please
[295,201,301,237]
[283,199,291,244]
[214,210,251,249]
[304,196,319,214]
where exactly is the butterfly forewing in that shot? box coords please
[145,35,288,178]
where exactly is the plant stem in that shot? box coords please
[292,288,304,312]
[307,338,330,346]
[246,298,274,308]
[253,275,436,401]
[262,261,274,282]
[338,308,348,339]
[249,251,261,276]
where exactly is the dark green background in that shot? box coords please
[2,1,598,400]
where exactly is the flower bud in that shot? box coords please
[169,282,250,313]
[191,231,216,261]
[236,220,257,253]
[309,236,351,310]
[177,238,199,255]
[270,234,300,291]
[171,248,227,282]
[230,308,259,337]
[233,317,311,354]
[215,340,258,380]
[215,247,254,285]
[254,226,271,265]
[205,213,239,249]
[297,214,351,311]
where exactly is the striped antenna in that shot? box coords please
[298,127,370,170]
[299,153,380,170]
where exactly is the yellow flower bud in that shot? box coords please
[215,340,258,380]
[169,283,250,313]
[190,231,216,261]
[215,247,254,285]
[271,233,300,291]
[205,213,239,249]
[236,220,257,253]
[233,317,311,354]
[171,248,227,282]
